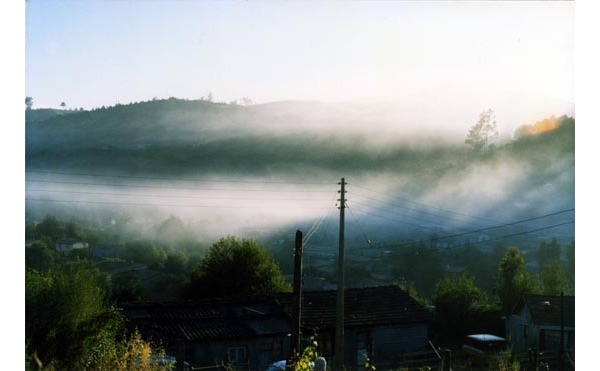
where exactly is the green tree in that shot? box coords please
[26,96,33,110]
[36,215,65,246]
[392,240,442,298]
[25,241,56,271]
[26,261,116,368]
[122,240,167,267]
[539,262,570,295]
[110,271,143,303]
[432,271,487,341]
[565,240,575,288]
[497,246,540,314]
[154,214,193,244]
[184,236,290,299]
[536,238,561,268]
[465,109,498,153]
[163,250,189,274]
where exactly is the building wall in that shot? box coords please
[507,307,575,353]
[507,308,536,353]
[351,323,429,370]
[189,336,289,371]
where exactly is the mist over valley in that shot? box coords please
[26,97,574,257]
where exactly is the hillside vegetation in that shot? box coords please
[25,98,574,179]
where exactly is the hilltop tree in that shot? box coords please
[496,246,540,314]
[465,109,498,153]
[26,96,33,110]
[60,101,66,109]
[184,236,290,299]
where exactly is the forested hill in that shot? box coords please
[25,98,574,180]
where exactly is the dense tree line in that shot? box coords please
[25,214,574,367]
[25,216,290,368]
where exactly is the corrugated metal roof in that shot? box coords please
[121,285,431,343]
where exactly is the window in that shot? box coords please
[227,346,247,363]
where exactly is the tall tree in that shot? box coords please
[25,96,33,110]
[496,246,540,314]
[536,238,561,268]
[465,109,498,153]
[432,271,488,340]
[565,240,575,287]
[184,236,290,299]
[539,262,570,295]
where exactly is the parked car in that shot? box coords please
[461,334,507,367]
[266,360,286,371]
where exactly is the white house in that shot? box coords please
[55,239,89,256]
[505,294,575,354]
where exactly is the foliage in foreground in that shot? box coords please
[25,260,170,370]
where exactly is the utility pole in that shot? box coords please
[559,291,565,371]
[335,178,346,370]
[288,230,304,371]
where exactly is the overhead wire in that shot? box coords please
[352,183,499,226]
[381,220,575,253]
[26,179,333,193]
[25,197,333,210]
[346,202,373,248]
[26,188,333,202]
[25,169,333,186]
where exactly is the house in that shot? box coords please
[55,239,89,256]
[505,294,575,354]
[290,285,434,370]
[121,298,291,370]
[121,285,434,371]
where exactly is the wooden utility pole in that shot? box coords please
[335,178,346,369]
[288,230,304,370]
[559,291,565,371]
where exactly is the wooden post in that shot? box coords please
[288,230,303,371]
[335,178,346,369]
[559,291,565,371]
[176,338,185,371]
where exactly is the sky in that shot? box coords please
[25,0,575,110]
[5,1,600,367]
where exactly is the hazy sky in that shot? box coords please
[25,1,574,110]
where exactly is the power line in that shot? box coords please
[382,220,575,252]
[345,196,574,246]
[346,202,372,248]
[25,197,333,210]
[426,208,574,243]
[25,179,334,194]
[26,188,333,202]
[352,183,499,226]
[25,169,333,186]
[348,199,447,230]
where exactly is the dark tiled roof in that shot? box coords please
[122,301,288,342]
[121,285,431,343]
[515,295,575,327]
[297,285,432,330]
